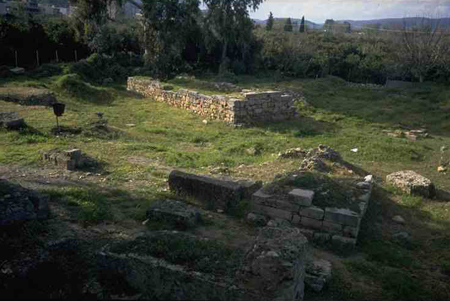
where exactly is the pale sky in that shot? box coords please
[248,0,450,23]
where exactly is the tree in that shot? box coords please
[284,17,293,32]
[344,21,351,33]
[266,12,274,31]
[324,19,335,33]
[299,16,305,33]
[203,0,265,72]
[399,17,448,82]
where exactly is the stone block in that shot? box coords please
[331,235,356,246]
[386,170,436,198]
[305,259,332,292]
[299,206,324,220]
[288,189,314,207]
[300,216,322,230]
[146,200,202,229]
[292,214,301,224]
[0,112,26,130]
[252,204,292,221]
[322,221,343,234]
[42,148,84,171]
[240,226,308,300]
[246,213,268,227]
[324,207,360,227]
[169,170,250,211]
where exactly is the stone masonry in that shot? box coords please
[251,176,374,246]
[127,77,298,125]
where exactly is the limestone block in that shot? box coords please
[146,200,202,229]
[288,189,314,207]
[300,217,322,230]
[386,170,436,198]
[331,235,356,246]
[324,207,360,227]
[299,206,324,220]
[252,204,293,221]
[322,221,343,234]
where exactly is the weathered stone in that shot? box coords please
[322,221,343,234]
[239,226,308,301]
[127,77,297,125]
[288,189,314,207]
[0,112,26,130]
[324,207,360,227]
[331,235,356,246]
[97,232,255,300]
[299,206,324,220]
[0,179,50,226]
[386,170,436,198]
[246,213,268,227]
[392,215,405,224]
[42,148,85,171]
[392,231,412,245]
[300,217,322,230]
[169,170,254,212]
[146,200,202,229]
[252,204,293,221]
[0,87,57,106]
[305,259,332,292]
[267,218,292,228]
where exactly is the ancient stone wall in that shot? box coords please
[127,77,298,125]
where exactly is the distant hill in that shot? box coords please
[337,17,450,30]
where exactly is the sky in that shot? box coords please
[248,0,450,23]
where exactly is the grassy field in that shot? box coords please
[1,71,449,300]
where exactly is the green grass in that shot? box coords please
[1,70,450,300]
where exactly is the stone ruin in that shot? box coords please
[386,170,436,198]
[0,87,57,107]
[0,112,26,130]
[127,77,298,125]
[41,148,98,171]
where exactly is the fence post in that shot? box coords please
[56,50,59,63]
[36,50,40,67]
[74,50,78,62]
[15,50,18,68]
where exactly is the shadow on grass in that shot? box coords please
[252,116,340,137]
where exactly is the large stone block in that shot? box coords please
[252,204,293,221]
[239,226,308,301]
[386,170,436,198]
[288,189,314,207]
[324,208,360,227]
[146,200,202,230]
[300,217,322,230]
[305,259,332,293]
[42,148,84,171]
[0,112,26,130]
[169,170,257,212]
[299,206,324,220]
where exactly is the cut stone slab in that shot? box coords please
[42,148,85,171]
[0,179,50,226]
[300,216,322,230]
[386,170,436,198]
[392,215,405,224]
[146,200,202,229]
[0,87,57,106]
[299,206,324,220]
[168,170,261,212]
[324,207,360,227]
[288,189,314,207]
[305,259,332,292]
[252,204,293,221]
[0,112,26,130]
[238,226,308,301]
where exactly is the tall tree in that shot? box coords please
[266,11,274,31]
[324,19,335,32]
[284,17,293,32]
[299,15,305,33]
[203,0,265,72]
